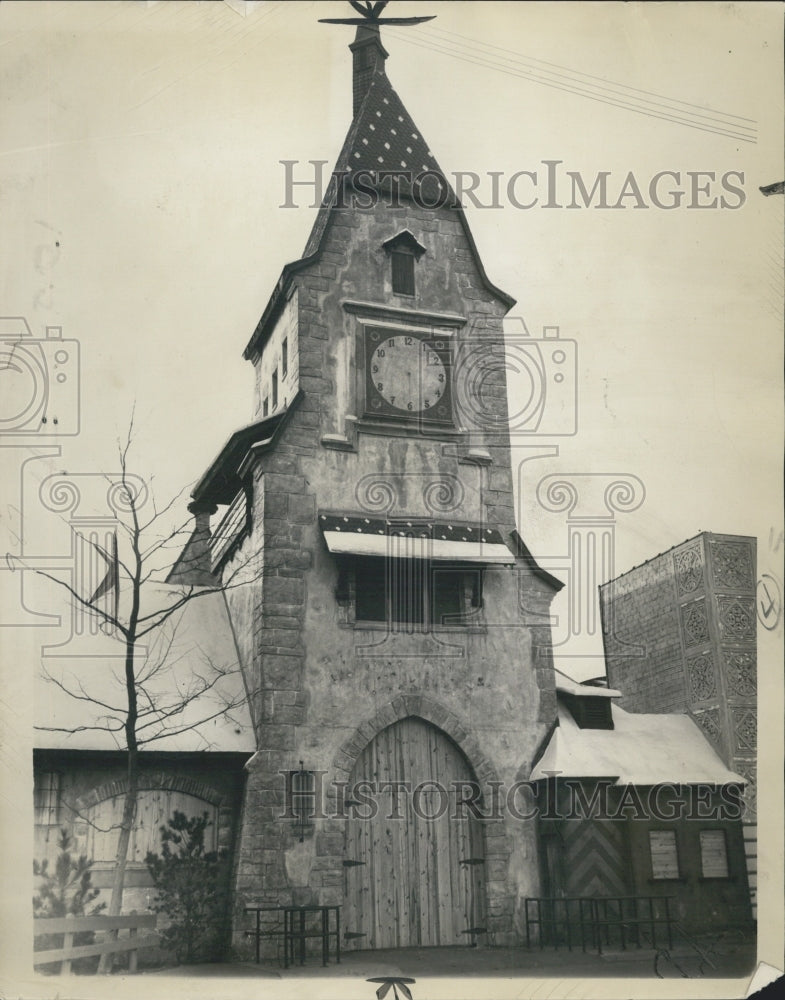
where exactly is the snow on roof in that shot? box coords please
[553,668,621,699]
[35,585,255,753]
[531,700,744,785]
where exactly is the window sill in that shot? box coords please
[348,621,486,635]
[698,876,736,883]
[647,877,687,885]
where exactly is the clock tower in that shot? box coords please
[181,9,563,954]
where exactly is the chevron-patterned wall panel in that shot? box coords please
[560,818,631,898]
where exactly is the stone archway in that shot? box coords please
[342,716,485,949]
[334,698,503,950]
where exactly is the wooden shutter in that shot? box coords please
[649,830,679,879]
[391,252,415,296]
[699,830,729,878]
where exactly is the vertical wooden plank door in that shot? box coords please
[343,717,485,949]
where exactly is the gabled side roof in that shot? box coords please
[531,699,745,785]
[191,402,295,505]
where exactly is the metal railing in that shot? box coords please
[524,895,675,954]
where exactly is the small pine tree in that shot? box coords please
[33,829,106,973]
[144,811,229,964]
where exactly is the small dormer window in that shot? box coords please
[561,692,614,729]
[272,369,278,410]
[391,251,415,296]
[282,337,288,378]
[383,230,426,299]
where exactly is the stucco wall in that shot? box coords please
[227,194,560,949]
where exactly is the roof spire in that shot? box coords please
[349,23,388,118]
[319,3,436,117]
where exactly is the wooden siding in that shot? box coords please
[343,717,484,949]
[86,789,218,863]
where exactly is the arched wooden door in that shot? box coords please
[343,716,485,949]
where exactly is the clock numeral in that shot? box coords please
[390,396,395,405]
[435,388,441,398]
[407,402,413,411]
[377,349,385,358]
[438,373,445,382]
[372,364,379,374]
[424,400,430,408]
[377,382,383,391]
[388,338,395,347]
[405,336,413,346]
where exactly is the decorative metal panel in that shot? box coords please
[723,650,756,697]
[674,545,704,596]
[733,708,757,751]
[680,600,709,646]
[692,707,722,746]
[686,652,717,703]
[717,598,756,642]
[711,541,754,591]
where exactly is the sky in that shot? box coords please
[1,0,781,678]
[0,0,783,988]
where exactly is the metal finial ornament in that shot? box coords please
[367,977,416,1000]
[319,1,435,27]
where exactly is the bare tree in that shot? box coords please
[23,426,260,948]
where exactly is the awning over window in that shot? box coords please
[318,513,515,564]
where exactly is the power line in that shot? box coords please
[397,28,756,141]
[425,23,756,127]
[385,29,756,143]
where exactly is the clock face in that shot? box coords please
[365,328,452,422]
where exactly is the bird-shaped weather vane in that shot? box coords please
[319,1,434,27]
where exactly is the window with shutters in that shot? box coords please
[699,829,730,878]
[383,231,426,299]
[352,558,476,629]
[391,251,415,296]
[649,829,680,880]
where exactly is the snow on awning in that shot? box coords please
[318,513,515,564]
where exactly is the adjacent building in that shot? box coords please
[599,532,758,915]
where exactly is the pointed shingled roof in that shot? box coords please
[302,60,453,260]
[244,27,513,361]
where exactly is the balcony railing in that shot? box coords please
[209,491,248,572]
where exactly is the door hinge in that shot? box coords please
[462,926,487,935]
[459,857,485,866]
[342,859,366,867]
[344,931,367,940]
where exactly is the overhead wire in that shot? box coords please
[424,23,756,128]
[384,26,756,144]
